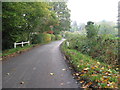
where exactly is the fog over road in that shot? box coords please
[3,40,78,88]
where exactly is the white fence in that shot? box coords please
[14,41,30,48]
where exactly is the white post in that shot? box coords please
[66,41,69,47]
[28,41,30,45]
[14,43,16,48]
[22,42,23,47]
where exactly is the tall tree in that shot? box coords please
[2,2,58,49]
[50,2,71,34]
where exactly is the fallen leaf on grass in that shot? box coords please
[91,74,97,76]
[116,68,119,70]
[83,68,89,71]
[82,82,93,88]
[97,62,100,65]
[91,67,95,70]
[87,82,93,86]
[101,67,104,70]
[80,74,84,76]
[75,73,79,76]
[80,80,84,83]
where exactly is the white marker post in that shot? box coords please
[22,42,24,47]
[14,42,16,48]
[66,41,69,47]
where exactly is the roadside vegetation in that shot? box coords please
[2,2,68,58]
[61,21,119,88]
[2,33,62,58]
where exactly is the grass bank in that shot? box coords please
[61,41,119,88]
[2,42,51,60]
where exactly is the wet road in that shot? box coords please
[3,40,78,88]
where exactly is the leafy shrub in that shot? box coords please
[31,33,52,44]
[64,32,77,39]
[43,33,51,42]
[55,35,62,40]
[85,21,99,38]
[65,33,118,66]
[51,34,55,41]
[31,34,43,44]
[61,43,119,88]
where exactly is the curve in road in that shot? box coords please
[3,40,78,88]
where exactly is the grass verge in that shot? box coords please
[61,41,119,88]
[2,41,51,60]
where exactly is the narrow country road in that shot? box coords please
[3,40,78,88]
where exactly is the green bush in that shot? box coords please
[51,34,55,41]
[61,42,119,88]
[65,33,118,66]
[31,33,52,44]
[43,33,51,42]
[55,35,62,40]
[31,33,44,44]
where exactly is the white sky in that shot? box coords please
[67,0,119,24]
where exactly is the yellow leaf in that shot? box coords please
[101,67,104,70]
[97,62,100,65]
[91,74,97,76]
[95,65,98,68]
[75,73,79,76]
[50,73,54,76]
[80,80,84,83]
[91,67,95,69]
[62,69,66,71]
[80,74,84,76]
[84,68,89,70]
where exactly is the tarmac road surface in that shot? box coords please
[2,40,78,88]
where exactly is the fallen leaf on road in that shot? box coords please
[50,73,54,76]
[6,73,10,75]
[64,56,66,60]
[60,83,64,85]
[69,67,72,69]
[62,69,66,71]
[75,82,78,83]
[20,81,24,84]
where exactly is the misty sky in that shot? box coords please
[67,0,119,24]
